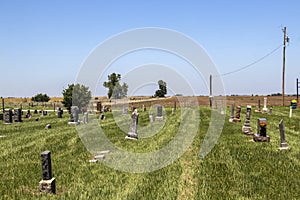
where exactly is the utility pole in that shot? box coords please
[282,27,289,106]
[297,78,299,102]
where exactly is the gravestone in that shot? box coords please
[83,112,88,124]
[242,105,253,135]
[155,105,164,120]
[96,102,102,113]
[34,109,38,114]
[253,118,270,142]
[229,103,235,122]
[149,114,154,125]
[231,106,241,122]
[126,109,139,140]
[122,105,128,115]
[269,107,273,114]
[14,108,22,122]
[57,108,63,118]
[4,109,13,124]
[99,114,105,120]
[142,105,146,112]
[0,113,3,121]
[262,97,268,113]
[255,100,261,112]
[39,150,55,194]
[289,106,293,118]
[68,106,79,125]
[278,119,289,150]
[174,101,176,111]
[26,110,32,118]
[42,110,47,116]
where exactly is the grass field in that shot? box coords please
[0,103,300,199]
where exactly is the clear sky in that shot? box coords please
[1,0,300,97]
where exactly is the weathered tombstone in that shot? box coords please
[39,150,55,194]
[122,105,128,115]
[149,114,154,124]
[231,106,241,122]
[57,108,63,118]
[142,105,145,112]
[26,110,32,118]
[229,103,235,122]
[96,102,102,113]
[278,119,289,150]
[68,106,79,125]
[34,109,38,114]
[155,105,164,120]
[253,118,270,142]
[242,105,253,135]
[269,107,273,114]
[4,109,13,124]
[262,97,268,113]
[125,109,139,140]
[14,108,22,122]
[42,110,47,116]
[83,112,88,124]
[0,113,3,121]
[99,114,105,120]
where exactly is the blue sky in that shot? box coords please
[1,0,300,97]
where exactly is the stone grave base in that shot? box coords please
[125,136,138,140]
[39,177,56,194]
[254,110,261,113]
[67,122,80,125]
[253,134,270,142]
[155,116,164,121]
[242,126,253,135]
[229,118,241,122]
[279,142,289,150]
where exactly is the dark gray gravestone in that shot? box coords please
[57,108,63,118]
[97,102,102,113]
[0,113,3,120]
[253,118,270,142]
[34,109,38,114]
[14,108,22,122]
[41,150,52,180]
[70,106,79,122]
[4,109,13,124]
[42,110,47,116]
[126,109,139,140]
[279,119,289,150]
[39,150,55,194]
[155,105,163,120]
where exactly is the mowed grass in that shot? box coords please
[0,106,300,199]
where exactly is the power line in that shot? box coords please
[215,44,283,77]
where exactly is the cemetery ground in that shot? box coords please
[1,100,300,199]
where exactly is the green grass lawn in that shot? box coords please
[0,106,300,199]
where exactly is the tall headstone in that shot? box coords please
[262,97,268,113]
[14,108,22,122]
[231,105,241,122]
[126,109,139,140]
[4,109,13,124]
[278,119,289,150]
[155,105,163,120]
[39,150,55,194]
[242,105,253,135]
[289,106,293,118]
[122,105,128,115]
[253,118,270,142]
[68,106,79,125]
[96,102,102,113]
[57,108,63,118]
[142,105,146,112]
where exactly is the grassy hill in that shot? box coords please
[0,103,300,199]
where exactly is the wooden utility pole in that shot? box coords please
[297,78,299,101]
[282,27,287,106]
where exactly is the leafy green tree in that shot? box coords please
[154,80,167,97]
[103,73,128,99]
[31,93,50,102]
[62,84,91,111]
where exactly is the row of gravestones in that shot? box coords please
[2,108,65,124]
[230,103,289,149]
